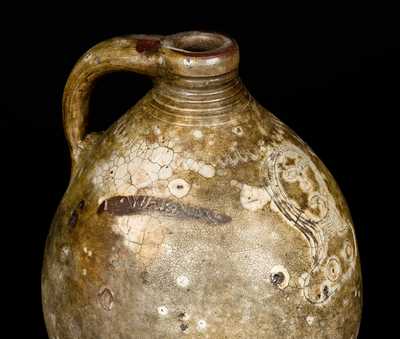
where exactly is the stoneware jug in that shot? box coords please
[42,31,362,338]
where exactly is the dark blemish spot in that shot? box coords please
[97,195,232,225]
[323,285,329,297]
[68,210,79,228]
[180,323,189,331]
[78,200,85,210]
[270,272,285,286]
[178,312,185,319]
[140,270,150,285]
[177,185,184,189]
[136,39,161,53]
[69,200,85,229]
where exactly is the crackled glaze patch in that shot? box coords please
[108,214,166,266]
[182,158,215,178]
[92,139,216,197]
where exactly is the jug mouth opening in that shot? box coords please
[174,36,222,52]
[162,31,240,77]
[164,31,232,55]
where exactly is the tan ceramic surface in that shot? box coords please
[42,31,362,338]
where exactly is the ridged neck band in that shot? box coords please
[147,71,250,126]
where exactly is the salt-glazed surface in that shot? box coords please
[42,32,362,339]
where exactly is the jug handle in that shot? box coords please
[62,35,163,174]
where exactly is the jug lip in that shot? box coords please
[161,31,240,77]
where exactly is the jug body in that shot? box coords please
[42,32,362,339]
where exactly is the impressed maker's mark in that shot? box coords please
[98,195,231,225]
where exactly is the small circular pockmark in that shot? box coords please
[158,305,169,316]
[270,265,290,289]
[326,256,342,282]
[342,240,354,262]
[196,319,207,331]
[270,272,285,286]
[168,178,191,198]
[232,126,244,136]
[180,323,189,331]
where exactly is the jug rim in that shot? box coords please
[160,31,240,77]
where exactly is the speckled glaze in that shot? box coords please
[42,32,362,338]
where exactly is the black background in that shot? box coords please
[3,4,398,338]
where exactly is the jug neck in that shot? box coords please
[150,71,249,123]
[146,32,249,125]
[136,31,250,126]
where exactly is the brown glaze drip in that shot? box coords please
[136,38,161,54]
